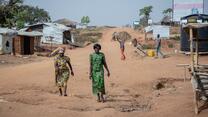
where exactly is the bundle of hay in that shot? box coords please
[112,31,132,42]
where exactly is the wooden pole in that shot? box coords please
[195,29,199,66]
[190,28,194,73]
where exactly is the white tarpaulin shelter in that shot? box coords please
[0,28,17,54]
[42,23,70,44]
[145,25,170,39]
[21,23,71,44]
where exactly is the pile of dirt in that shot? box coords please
[153,77,185,91]
[0,55,44,68]
[152,78,181,90]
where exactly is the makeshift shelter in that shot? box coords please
[180,23,208,114]
[21,23,71,44]
[13,31,42,55]
[0,28,17,54]
[180,14,208,53]
[145,25,170,39]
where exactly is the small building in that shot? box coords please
[145,25,170,39]
[133,21,140,29]
[180,14,208,53]
[21,23,71,45]
[0,28,17,54]
[13,31,42,55]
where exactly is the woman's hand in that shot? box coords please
[71,71,74,76]
[107,72,110,77]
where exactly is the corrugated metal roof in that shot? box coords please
[183,23,208,28]
[19,28,28,31]
[21,23,71,31]
[18,31,43,37]
[0,28,17,34]
[44,23,70,31]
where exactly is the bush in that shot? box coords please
[168,43,174,48]
[72,29,103,45]
[170,35,180,41]
[142,44,155,49]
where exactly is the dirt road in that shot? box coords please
[0,28,208,117]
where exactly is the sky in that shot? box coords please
[24,0,208,26]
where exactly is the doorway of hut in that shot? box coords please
[63,31,71,44]
[23,36,31,55]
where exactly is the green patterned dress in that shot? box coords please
[90,52,105,95]
[55,55,70,87]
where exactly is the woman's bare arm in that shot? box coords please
[67,61,74,76]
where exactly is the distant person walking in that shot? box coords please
[115,31,131,60]
[89,44,110,103]
[118,38,126,60]
[112,32,126,60]
[54,48,74,96]
[155,34,164,58]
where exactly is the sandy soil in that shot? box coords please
[0,55,45,68]
[0,27,208,117]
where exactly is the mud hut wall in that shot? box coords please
[0,34,14,54]
[13,36,24,55]
[34,37,41,49]
[30,37,35,54]
[0,35,3,53]
[13,36,35,55]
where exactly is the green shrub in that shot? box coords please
[142,44,155,49]
[170,36,180,41]
[168,43,174,48]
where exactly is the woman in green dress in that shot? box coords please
[89,44,110,102]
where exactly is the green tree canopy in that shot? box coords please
[0,0,51,29]
[163,8,173,16]
[81,16,90,26]
[139,6,153,26]
[139,6,153,18]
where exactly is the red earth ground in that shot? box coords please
[0,27,208,117]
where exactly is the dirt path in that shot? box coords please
[0,28,208,117]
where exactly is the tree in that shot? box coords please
[139,6,153,26]
[85,16,90,25]
[81,16,90,26]
[139,17,149,27]
[163,8,173,17]
[0,0,23,28]
[161,8,173,26]
[0,0,51,29]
